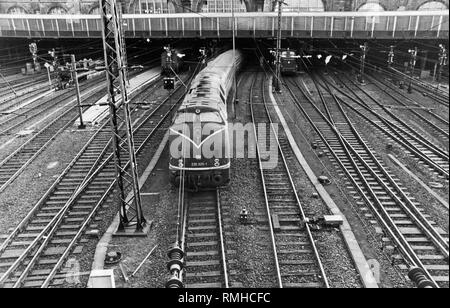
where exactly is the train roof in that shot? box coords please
[176,49,242,117]
[202,49,243,76]
[178,100,226,114]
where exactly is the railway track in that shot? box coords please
[0,80,53,108]
[365,72,449,146]
[0,76,49,98]
[0,74,48,89]
[182,190,229,288]
[250,72,329,288]
[285,75,449,288]
[0,77,105,136]
[0,70,164,194]
[351,62,449,108]
[320,70,449,180]
[0,87,53,115]
[0,72,191,288]
[0,83,106,192]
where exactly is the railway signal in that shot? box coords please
[387,46,394,68]
[99,0,147,235]
[48,48,62,89]
[407,47,418,93]
[437,44,447,84]
[358,42,368,84]
[28,42,37,68]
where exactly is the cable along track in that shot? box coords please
[250,72,329,288]
[284,75,449,288]
[0,77,188,288]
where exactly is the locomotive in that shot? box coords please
[280,48,300,75]
[269,48,300,75]
[169,50,244,189]
[161,46,186,76]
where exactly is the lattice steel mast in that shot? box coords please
[274,0,282,92]
[99,0,146,233]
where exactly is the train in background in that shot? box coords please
[269,48,301,75]
[168,49,244,189]
[280,49,301,74]
[161,46,186,76]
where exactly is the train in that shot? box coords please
[268,48,300,75]
[168,49,244,189]
[280,49,300,75]
[161,47,186,76]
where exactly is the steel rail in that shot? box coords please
[389,67,449,100]
[335,66,450,138]
[40,89,183,287]
[339,71,449,160]
[321,73,449,178]
[366,72,449,127]
[252,72,329,288]
[182,189,230,288]
[6,78,187,288]
[0,122,108,256]
[0,79,105,135]
[249,74,283,288]
[367,78,449,150]
[216,189,229,288]
[344,59,449,104]
[284,77,441,288]
[0,85,105,193]
[367,75,449,139]
[0,87,54,115]
[0,68,161,194]
[0,122,110,286]
[0,73,184,286]
[315,73,449,255]
[10,66,198,288]
[264,77,329,288]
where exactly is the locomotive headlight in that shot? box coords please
[196,154,201,160]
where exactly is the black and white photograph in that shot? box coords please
[0,0,448,294]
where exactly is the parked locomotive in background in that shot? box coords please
[269,48,300,75]
[169,49,244,189]
[161,46,186,76]
[280,49,300,75]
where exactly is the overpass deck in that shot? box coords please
[0,11,448,39]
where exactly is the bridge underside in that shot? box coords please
[0,12,448,40]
